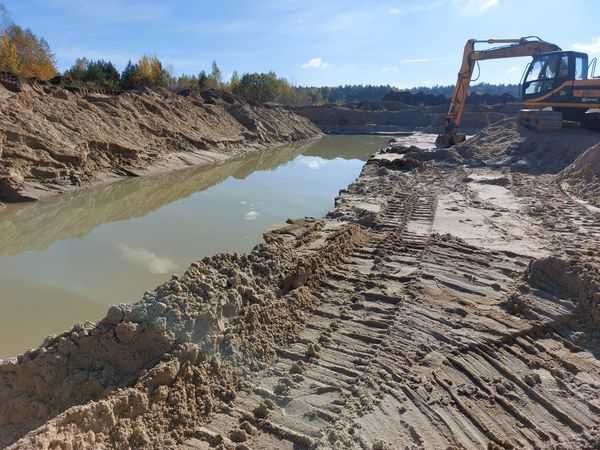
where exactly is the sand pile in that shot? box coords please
[559,143,600,207]
[456,118,600,172]
[528,256,600,325]
[0,80,320,202]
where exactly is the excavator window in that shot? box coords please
[524,54,559,96]
[558,56,569,78]
[575,56,586,80]
[523,53,573,97]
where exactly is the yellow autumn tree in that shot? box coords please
[0,25,57,79]
[0,34,19,73]
[131,55,169,87]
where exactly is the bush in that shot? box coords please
[233,72,283,103]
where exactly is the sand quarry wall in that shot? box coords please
[0,81,321,203]
[294,103,520,134]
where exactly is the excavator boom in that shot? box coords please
[436,37,561,147]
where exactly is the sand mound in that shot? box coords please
[456,118,600,173]
[559,143,600,207]
[528,256,600,325]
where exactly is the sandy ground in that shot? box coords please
[1,120,600,449]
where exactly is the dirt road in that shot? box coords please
[2,122,599,449]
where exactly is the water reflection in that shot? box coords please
[0,135,388,357]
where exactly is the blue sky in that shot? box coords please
[3,0,600,87]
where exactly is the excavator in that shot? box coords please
[436,36,600,147]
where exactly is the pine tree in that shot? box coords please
[120,60,137,89]
[209,61,222,89]
[198,70,209,91]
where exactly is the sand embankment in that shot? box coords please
[0,81,320,203]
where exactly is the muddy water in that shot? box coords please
[0,135,388,357]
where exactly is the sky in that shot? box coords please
[2,0,600,88]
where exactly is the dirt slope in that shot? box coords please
[294,104,517,135]
[454,118,600,172]
[560,143,600,208]
[0,81,320,203]
[2,123,600,449]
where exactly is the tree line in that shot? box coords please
[59,55,521,105]
[408,83,520,99]
[0,3,519,105]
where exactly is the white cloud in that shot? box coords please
[453,0,499,15]
[388,7,403,15]
[507,65,521,74]
[301,57,330,69]
[244,210,259,221]
[115,243,178,274]
[298,156,327,169]
[573,37,600,56]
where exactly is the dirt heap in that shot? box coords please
[455,118,600,172]
[559,143,600,207]
[528,256,600,324]
[0,80,320,203]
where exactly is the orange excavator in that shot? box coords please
[437,36,600,147]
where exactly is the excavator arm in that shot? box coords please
[436,37,561,147]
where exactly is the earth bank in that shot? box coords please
[0,80,320,203]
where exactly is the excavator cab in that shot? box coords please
[521,51,588,100]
